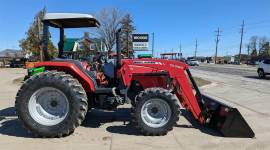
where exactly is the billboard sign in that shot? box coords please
[132,34,149,51]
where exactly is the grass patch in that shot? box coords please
[194,77,211,87]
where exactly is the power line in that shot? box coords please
[245,19,270,26]
[161,19,270,58]
[246,24,270,31]
[221,43,240,50]
[219,19,270,31]
[214,28,222,64]
[238,20,245,63]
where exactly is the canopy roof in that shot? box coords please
[43,13,100,28]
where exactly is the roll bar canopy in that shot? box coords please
[43,13,100,28]
[42,13,100,60]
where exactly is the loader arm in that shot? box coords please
[121,59,254,138]
[174,71,205,123]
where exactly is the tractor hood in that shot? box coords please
[123,58,189,70]
[121,58,189,77]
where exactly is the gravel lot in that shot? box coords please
[0,67,269,150]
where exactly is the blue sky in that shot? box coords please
[0,0,270,57]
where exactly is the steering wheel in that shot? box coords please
[99,55,107,64]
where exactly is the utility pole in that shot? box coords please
[214,28,221,64]
[171,48,174,59]
[152,32,155,58]
[126,30,129,58]
[195,39,198,59]
[238,20,245,64]
[179,42,182,59]
[247,44,250,55]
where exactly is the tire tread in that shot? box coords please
[15,71,88,138]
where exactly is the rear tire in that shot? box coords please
[132,88,179,136]
[258,69,265,78]
[15,71,88,137]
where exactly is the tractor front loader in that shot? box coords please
[15,13,254,138]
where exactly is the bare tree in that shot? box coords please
[246,44,250,55]
[258,36,268,54]
[248,36,258,57]
[96,8,122,54]
[250,36,258,50]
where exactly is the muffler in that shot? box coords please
[202,94,255,138]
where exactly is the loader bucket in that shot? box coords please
[202,94,255,138]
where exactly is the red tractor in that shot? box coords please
[15,13,254,138]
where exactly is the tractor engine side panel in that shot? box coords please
[132,75,168,89]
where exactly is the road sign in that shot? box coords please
[132,34,149,51]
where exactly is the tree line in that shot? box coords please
[247,36,270,60]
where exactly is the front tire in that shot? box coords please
[132,88,179,136]
[15,71,88,137]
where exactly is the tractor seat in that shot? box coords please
[102,59,115,79]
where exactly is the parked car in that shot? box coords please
[257,59,270,78]
[10,57,26,68]
[187,59,199,66]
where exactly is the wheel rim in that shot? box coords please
[28,87,69,126]
[259,71,264,77]
[141,98,172,128]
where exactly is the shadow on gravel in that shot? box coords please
[0,107,222,137]
[84,108,222,137]
[0,107,32,138]
[106,124,141,136]
[82,108,141,136]
[176,109,222,137]
[244,76,270,80]
[0,107,16,117]
[82,108,131,128]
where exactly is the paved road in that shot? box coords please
[190,69,270,150]
[191,63,260,78]
[0,68,269,150]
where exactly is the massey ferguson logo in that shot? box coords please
[170,64,184,69]
[134,61,162,65]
